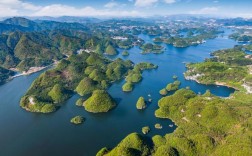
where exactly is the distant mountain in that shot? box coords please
[0,17,89,33]
[0,30,91,71]
[29,16,101,23]
[3,17,41,31]
[217,18,252,26]
[0,23,28,34]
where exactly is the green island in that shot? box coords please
[154,123,162,129]
[153,28,222,48]
[83,90,116,113]
[136,96,146,110]
[142,126,150,135]
[70,116,84,125]
[122,62,158,92]
[20,52,136,113]
[97,45,252,156]
[76,98,85,107]
[166,80,181,92]
[140,43,164,54]
[99,87,252,155]
[122,50,129,56]
[184,46,252,91]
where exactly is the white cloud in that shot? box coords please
[32,4,142,17]
[104,2,118,8]
[213,0,219,3]
[135,0,158,7]
[0,0,143,17]
[0,0,41,16]
[164,0,176,4]
[189,7,219,14]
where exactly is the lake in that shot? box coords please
[0,29,238,156]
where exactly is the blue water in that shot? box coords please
[0,30,238,156]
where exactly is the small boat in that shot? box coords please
[169,124,174,127]
[148,99,152,102]
[148,94,151,97]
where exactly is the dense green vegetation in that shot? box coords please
[70,116,84,124]
[20,52,134,113]
[105,45,118,55]
[97,133,152,156]
[229,33,252,42]
[136,97,146,110]
[122,50,129,56]
[98,44,252,156]
[140,43,164,54]
[153,28,222,48]
[101,88,252,155]
[122,62,158,92]
[84,90,116,113]
[185,46,251,90]
[122,82,133,92]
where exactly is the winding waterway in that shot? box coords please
[0,29,238,156]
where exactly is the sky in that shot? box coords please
[0,0,251,18]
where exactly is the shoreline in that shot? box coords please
[184,74,238,90]
[11,66,48,78]
[10,61,59,79]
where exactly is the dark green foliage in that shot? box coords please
[99,133,152,156]
[140,43,164,54]
[41,104,56,113]
[0,66,14,84]
[84,90,116,113]
[122,50,129,56]
[122,62,157,92]
[166,83,179,92]
[48,84,70,103]
[105,44,118,55]
[185,47,250,89]
[20,53,133,113]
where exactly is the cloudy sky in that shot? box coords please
[0,0,251,18]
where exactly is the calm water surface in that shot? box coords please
[0,30,238,156]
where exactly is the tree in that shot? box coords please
[84,90,116,113]
[75,77,97,96]
[48,84,67,103]
[105,44,118,55]
[136,97,146,109]
[95,44,103,54]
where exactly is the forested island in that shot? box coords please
[98,45,252,155]
[153,28,222,47]
[140,43,164,54]
[1,15,252,156]
[20,52,134,113]
[185,46,252,91]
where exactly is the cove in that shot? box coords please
[0,29,237,156]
